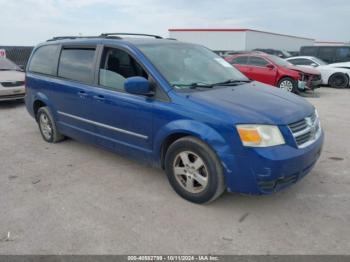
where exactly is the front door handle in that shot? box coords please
[93,95,105,102]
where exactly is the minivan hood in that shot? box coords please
[186,82,314,125]
[285,64,320,75]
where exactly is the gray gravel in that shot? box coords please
[0,87,349,255]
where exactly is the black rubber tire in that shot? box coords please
[328,73,349,88]
[277,77,299,94]
[164,136,225,204]
[37,107,65,143]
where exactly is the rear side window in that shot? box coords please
[301,47,318,56]
[58,48,95,84]
[248,56,269,67]
[230,56,248,65]
[28,45,58,75]
[319,47,336,62]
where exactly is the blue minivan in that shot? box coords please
[25,33,324,203]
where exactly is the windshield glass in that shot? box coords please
[137,43,249,89]
[268,55,293,67]
[0,58,21,71]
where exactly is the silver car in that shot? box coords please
[0,58,25,101]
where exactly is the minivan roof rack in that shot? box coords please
[100,33,163,39]
[46,36,114,42]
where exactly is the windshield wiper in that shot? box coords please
[173,79,251,89]
[173,82,213,89]
[209,79,251,87]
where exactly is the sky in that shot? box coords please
[0,0,349,46]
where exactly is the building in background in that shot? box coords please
[168,28,315,53]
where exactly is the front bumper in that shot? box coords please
[0,86,25,101]
[298,79,322,90]
[221,130,324,194]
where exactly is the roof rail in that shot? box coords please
[46,36,111,42]
[100,33,163,39]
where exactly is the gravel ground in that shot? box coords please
[0,87,349,255]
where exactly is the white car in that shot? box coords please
[286,56,350,88]
[0,58,25,101]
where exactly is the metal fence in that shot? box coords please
[0,46,34,69]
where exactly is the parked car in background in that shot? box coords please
[0,57,25,101]
[286,56,350,88]
[225,53,321,93]
[300,46,350,63]
[253,48,292,58]
[25,34,323,203]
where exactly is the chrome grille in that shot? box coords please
[288,111,321,148]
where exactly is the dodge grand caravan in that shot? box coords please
[25,33,324,203]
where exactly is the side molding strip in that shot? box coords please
[57,111,148,140]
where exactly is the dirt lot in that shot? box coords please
[0,87,349,255]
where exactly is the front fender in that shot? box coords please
[153,119,231,164]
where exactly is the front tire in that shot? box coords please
[278,77,298,93]
[37,107,65,143]
[328,73,349,88]
[164,136,225,204]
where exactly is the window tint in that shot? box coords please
[99,47,148,91]
[319,47,336,62]
[248,56,269,67]
[28,45,58,75]
[288,58,314,66]
[58,48,95,84]
[230,56,248,65]
[336,47,350,59]
[301,47,318,56]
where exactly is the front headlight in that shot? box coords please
[236,124,285,147]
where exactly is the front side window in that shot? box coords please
[58,48,95,84]
[28,45,58,75]
[268,55,293,67]
[137,43,248,89]
[99,47,148,91]
[248,56,269,67]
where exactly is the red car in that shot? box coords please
[225,52,322,93]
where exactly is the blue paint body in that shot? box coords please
[25,38,324,194]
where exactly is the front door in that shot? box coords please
[90,46,154,160]
[246,56,277,85]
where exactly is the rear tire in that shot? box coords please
[164,136,225,204]
[328,73,349,88]
[37,107,65,143]
[277,77,298,93]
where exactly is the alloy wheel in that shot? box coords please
[279,80,294,92]
[173,151,209,193]
[39,113,53,140]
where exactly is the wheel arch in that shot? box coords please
[155,120,230,169]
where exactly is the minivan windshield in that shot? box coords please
[0,58,21,71]
[137,43,249,89]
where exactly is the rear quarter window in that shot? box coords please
[58,48,96,84]
[28,45,58,75]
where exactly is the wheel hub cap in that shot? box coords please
[173,151,209,194]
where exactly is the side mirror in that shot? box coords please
[310,63,318,67]
[124,76,153,96]
[266,64,275,70]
